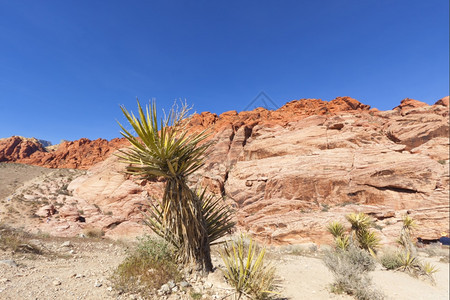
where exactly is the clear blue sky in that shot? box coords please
[0,0,448,144]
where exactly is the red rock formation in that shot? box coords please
[0,137,129,169]
[39,96,446,245]
[2,96,449,246]
[435,96,449,107]
[394,98,429,111]
[1,97,372,169]
[0,136,46,162]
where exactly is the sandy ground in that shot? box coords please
[277,253,449,300]
[1,236,448,300]
[0,237,127,300]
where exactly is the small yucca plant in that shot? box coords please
[220,234,277,299]
[346,213,380,253]
[346,212,373,232]
[398,215,417,256]
[420,261,439,277]
[335,235,350,251]
[356,229,380,252]
[327,221,346,239]
[402,215,416,231]
[397,250,419,273]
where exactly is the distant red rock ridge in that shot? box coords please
[1,96,448,169]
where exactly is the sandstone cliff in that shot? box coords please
[2,96,449,245]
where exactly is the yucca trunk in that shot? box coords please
[163,178,213,272]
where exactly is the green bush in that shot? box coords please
[110,236,181,297]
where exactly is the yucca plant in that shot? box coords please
[327,221,350,250]
[335,235,350,251]
[346,212,373,232]
[327,221,346,239]
[118,100,220,272]
[397,250,422,276]
[420,261,439,277]
[402,215,416,231]
[356,229,380,252]
[220,234,277,299]
[346,213,380,253]
[399,215,417,256]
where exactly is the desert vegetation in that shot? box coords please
[117,101,235,273]
[220,234,277,299]
[378,215,439,282]
[324,213,446,300]
[114,101,280,298]
[110,236,181,298]
[325,213,383,299]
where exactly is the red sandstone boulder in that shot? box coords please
[435,96,449,107]
[394,98,429,111]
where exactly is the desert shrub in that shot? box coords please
[110,236,180,297]
[0,223,42,254]
[422,242,450,258]
[287,244,318,256]
[378,249,403,270]
[83,227,104,238]
[383,215,438,283]
[323,245,382,300]
[221,234,277,300]
[57,184,70,195]
[439,255,450,263]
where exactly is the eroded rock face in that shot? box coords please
[0,137,128,169]
[0,136,46,161]
[3,96,449,245]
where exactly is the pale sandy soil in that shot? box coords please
[1,234,448,300]
[277,253,449,300]
[0,237,127,300]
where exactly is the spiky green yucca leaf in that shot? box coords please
[220,235,277,300]
[356,229,380,252]
[142,189,235,250]
[199,190,235,245]
[346,212,373,232]
[117,101,212,179]
[327,221,346,239]
[420,261,438,276]
[397,250,419,273]
[335,235,350,251]
[401,215,417,232]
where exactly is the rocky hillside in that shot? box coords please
[1,96,448,245]
[0,137,128,169]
